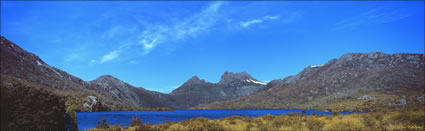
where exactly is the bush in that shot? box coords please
[362,114,376,129]
[0,85,72,130]
[306,117,326,130]
[390,112,425,127]
[302,109,306,115]
[332,111,339,115]
[288,112,300,116]
[99,118,110,129]
[262,114,275,121]
[272,117,285,128]
[328,121,360,131]
[130,116,143,127]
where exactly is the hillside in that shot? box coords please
[193,52,425,112]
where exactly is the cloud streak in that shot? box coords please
[137,2,224,56]
[91,2,224,64]
[240,15,280,28]
[100,50,120,63]
[91,49,120,64]
[333,8,410,31]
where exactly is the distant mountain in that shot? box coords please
[168,72,265,108]
[193,52,425,111]
[0,36,266,110]
[87,75,169,108]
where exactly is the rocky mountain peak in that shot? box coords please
[183,75,206,85]
[218,72,265,86]
[93,75,125,86]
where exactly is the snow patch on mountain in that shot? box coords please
[246,79,266,85]
[309,64,323,68]
[36,60,43,66]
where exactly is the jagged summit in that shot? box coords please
[183,75,206,86]
[218,72,265,86]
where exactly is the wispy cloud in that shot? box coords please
[137,2,224,55]
[333,8,410,31]
[100,50,120,63]
[91,2,224,64]
[91,49,120,64]
[240,15,280,28]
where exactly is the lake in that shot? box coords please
[77,109,352,130]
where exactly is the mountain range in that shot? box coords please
[194,52,425,111]
[1,36,424,112]
[0,36,266,110]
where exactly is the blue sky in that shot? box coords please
[1,1,424,93]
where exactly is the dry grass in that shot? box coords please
[87,108,424,131]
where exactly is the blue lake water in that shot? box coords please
[77,109,352,130]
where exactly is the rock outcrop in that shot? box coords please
[82,96,108,112]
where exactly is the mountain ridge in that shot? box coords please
[1,36,267,109]
[193,51,425,111]
[2,36,423,112]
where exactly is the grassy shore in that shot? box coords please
[87,108,424,131]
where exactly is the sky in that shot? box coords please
[1,1,424,93]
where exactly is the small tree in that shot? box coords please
[301,109,306,115]
[130,116,143,127]
[332,111,339,115]
[100,118,109,129]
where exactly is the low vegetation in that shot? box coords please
[0,84,78,131]
[88,108,424,131]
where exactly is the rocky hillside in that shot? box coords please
[193,52,425,111]
[87,75,169,108]
[0,36,164,110]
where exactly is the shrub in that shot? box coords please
[306,117,326,130]
[130,116,143,127]
[204,121,224,131]
[0,85,71,130]
[302,109,306,115]
[262,114,274,121]
[109,124,121,131]
[288,112,300,116]
[272,117,285,128]
[258,123,269,131]
[99,118,110,129]
[226,115,242,121]
[390,112,425,127]
[328,121,360,131]
[245,123,254,130]
[362,114,377,129]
